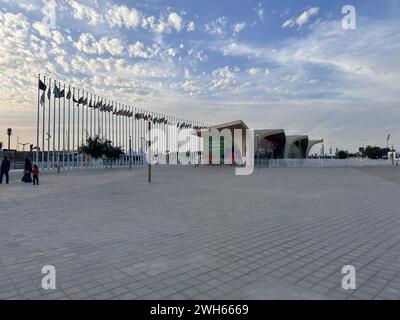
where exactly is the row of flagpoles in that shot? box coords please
[36,74,208,170]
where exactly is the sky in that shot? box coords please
[0,0,399,152]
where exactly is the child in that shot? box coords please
[32,165,39,186]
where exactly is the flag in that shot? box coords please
[40,91,45,107]
[387,134,391,142]
[39,79,47,91]
[75,96,83,105]
[66,89,72,100]
[47,86,51,100]
[53,84,63,98]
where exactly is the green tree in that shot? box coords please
[79,136,124,168]
[338,150,348,159]
[365,146,390,159]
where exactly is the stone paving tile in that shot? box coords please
[1,166,400,299]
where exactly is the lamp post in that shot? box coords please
[148,121,151,183]
[7,128,12,150]
[129,136,132,170]
[18,142,29,152]
[140,122,152,183]
[18,142,29,161]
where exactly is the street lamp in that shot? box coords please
[129,136,132,170]
[18,142,29,152]
[7,128,12,150]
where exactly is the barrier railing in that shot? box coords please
[256,159,394,168]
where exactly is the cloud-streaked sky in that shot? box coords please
[0,0,399,152]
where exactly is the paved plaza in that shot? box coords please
[0,165,400,300]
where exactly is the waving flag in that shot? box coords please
[53,84,64,98]
[39,79,47,91]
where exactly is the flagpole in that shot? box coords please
[85,92,89,167]
[77,88,80,169]
[36,74,40,166]
[47,78,51,170]
[105,99,108,141]
[124,104,127,166]
[72,87,75,169]
[134,107,137,166]
[62,83,66,170]
[57,81,61,172]
[81,91,89,167]
[42,75,46,170]
[109,100,111,142]
[110,101,113,143]
[52,80,56,169]
[89,94,92,138]
[67,85,71,170]
[98,97,101,138]
[94,95,97,138]
[81,91,85,167]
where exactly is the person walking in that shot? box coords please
[21,158,33,183]
[32,165,39,186]
[0,155,11,184]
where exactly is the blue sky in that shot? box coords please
[0,0,400,152]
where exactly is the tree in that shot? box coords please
[365,146,390,159]
[79,136,124,168]
[338,150,348,159]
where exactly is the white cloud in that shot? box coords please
[168,12,182,32]
[128,41,160,59]
[184,67,191,79]
[255,3,264,19]
[187,21,195,32]
[247,68,260,76]
[166,48,177,57]
[106,5,141,29]
[282,19,294,28]
[296,7,319,26]
[18,2,38,11]
[32,22,51,38]
[233,22,246,35]
[156,19,168,33]
[205,16,227,36]
[210,66,237,90]
[52,30,65,45]
[282,7,319,28]
[142,15,156,30]
[75,33,124,56]
[68,0,104,26]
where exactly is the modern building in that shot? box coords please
[197,120,323,164]
[284,135,309,159]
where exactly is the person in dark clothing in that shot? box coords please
[32,165,39,186]
[21,158,33,183]
[0,155,11,184]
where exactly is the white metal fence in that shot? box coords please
[257,159,394,168]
